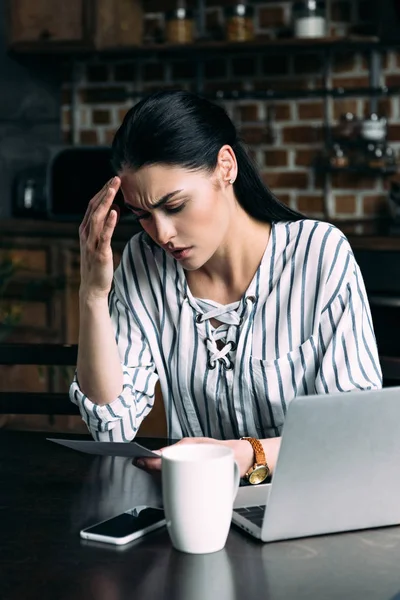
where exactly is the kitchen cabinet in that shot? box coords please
[7,0,144,50]
[0,219,166,436]
[7,0,90,45]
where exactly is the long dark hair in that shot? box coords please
[111,90,304,223]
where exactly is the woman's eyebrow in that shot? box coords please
[124,189,184,212]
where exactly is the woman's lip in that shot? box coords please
[171,247,193,259]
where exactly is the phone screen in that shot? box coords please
[85,509,165,538]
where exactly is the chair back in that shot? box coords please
[0,343,167,437]
[380,355,400,387]
[0,343,79,415]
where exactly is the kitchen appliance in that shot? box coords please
[13,146,128,221]
[13,165,47,218]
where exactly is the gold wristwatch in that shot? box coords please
[241,437,270,485]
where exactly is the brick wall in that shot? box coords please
[61,1,400,229]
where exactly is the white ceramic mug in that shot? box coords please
[161,444,240,554]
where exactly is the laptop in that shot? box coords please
[232,386,400,542]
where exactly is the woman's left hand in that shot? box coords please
[134,437,255,478]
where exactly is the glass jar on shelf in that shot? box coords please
[225,4,255,42]
[329,143,349,168]
[361,113,387,143]
[337,112,360,141]
[384,145,397,169]
[365,143,386,169]
[165,8,195,44]
[292,1,327,39]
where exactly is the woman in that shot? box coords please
[70,90,382,480]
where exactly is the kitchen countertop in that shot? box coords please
[1,218,400,251]
[0,217,142,243]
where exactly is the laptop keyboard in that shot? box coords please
[234,505,266,527]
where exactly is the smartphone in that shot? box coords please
[80,508,166,545]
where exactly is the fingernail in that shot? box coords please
[136,459,144,468]
[110,177,116,184]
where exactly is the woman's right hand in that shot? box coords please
[78,176,121,301]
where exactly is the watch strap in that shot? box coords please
[241,436,266,465]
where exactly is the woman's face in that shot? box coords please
[119,164,234,271]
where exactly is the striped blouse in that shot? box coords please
[70,219,382,442]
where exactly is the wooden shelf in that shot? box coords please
[0,218,141,243]
[315,164,399,176]
[8,35,385,59]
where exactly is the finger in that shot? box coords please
[87,185,119,245]
[81,177,120,236]
[133,457,162,471]
[94,177,120,212]
[97,208,118,252]
[80,189,109,243]
[86,180,116,227]
[91,179,121,225]
[109,203,120,224]
[80,180,112,235]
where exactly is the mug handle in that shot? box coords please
[232,460,241,500]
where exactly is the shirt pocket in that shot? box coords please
[249,336,318,436]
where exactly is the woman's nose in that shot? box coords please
[152,217,176,246]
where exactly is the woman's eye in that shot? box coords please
[125,206,150,220]
[166,204,185,214]
[125,203,185,220]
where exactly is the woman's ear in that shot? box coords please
[217,145,238,186]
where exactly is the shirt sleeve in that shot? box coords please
[315,250,382,394]
[69,279,159,442]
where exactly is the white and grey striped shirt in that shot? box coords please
[70,219,382,442]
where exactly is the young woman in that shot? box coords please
[70,90,382,481]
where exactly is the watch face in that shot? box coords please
[249,465,269,485]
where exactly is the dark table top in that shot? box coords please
[2,430,400,600]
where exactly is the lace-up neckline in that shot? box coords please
[175,224,274,370]
[192,296,256,369]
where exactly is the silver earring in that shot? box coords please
[229,178,235,184]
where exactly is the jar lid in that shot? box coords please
[165,8,194,20]
[340,112,356,121]
[364,113,386,122]
[224,4,254,18]
[332,143,344,156]
[293,1,326,10]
